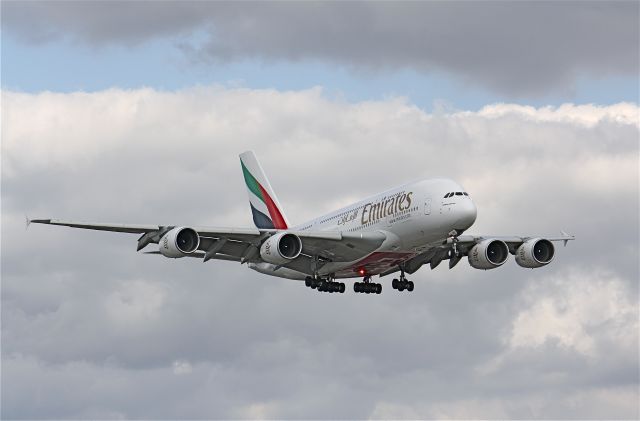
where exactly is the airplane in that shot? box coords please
[30,151,574,294]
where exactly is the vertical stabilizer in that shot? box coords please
[239,151,290,230]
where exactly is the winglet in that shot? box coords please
[560,230,574,247]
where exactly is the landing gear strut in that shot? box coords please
[305,276,345,294]
[354,276,382,294]
[392,266,414,292]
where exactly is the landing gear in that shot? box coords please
[305,276,345,294]
[392,266,414,292]
[354,276,382,294]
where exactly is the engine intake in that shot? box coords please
[159,227,200,258]
[516,238,555,268]
[468,239,509,270]
[260,232,302,265]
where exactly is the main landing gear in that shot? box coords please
[305,276,345,293]
[392,267,414,292]
[354,276,382,294]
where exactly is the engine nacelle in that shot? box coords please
[159,227,200,258]
[468,239,509,270]
[260,232,302,265]
[515,238,555,268]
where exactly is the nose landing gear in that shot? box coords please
[392,266,414,292]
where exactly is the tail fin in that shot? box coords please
[239,151,290,230]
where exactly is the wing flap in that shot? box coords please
[297,231,386,262]
[144,251,241,262]
[198,237,258,260]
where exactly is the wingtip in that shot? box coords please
[25,215,50,228]
[27,218,52,225]
[561,230,575,247]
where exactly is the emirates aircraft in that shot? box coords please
[30,151,574,294]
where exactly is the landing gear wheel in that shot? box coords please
[393,265,415,292]
[339,283,345,294]
[354,277,382,294]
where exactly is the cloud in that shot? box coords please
[478,268,638,384]
[2,87,638,418]
[508,269,638,357]
[172,359,192,375]
[3,2,638,97]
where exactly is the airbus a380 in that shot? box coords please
[31,151,574,294]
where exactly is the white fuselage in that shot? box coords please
[250,178,477,280]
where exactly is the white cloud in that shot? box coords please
[172,359,192,375]
[104,280,167,327]
[508,268,638,357]
[372,387,640,420]
[477,102,640,128]
[2,87,638,418]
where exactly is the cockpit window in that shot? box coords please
[444,193,451,198]
[463,192,468,196]
[455,192,463,196]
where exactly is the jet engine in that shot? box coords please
[468,239,509,269]
[159,227,200,258]
[515,238,555,268]
[260,232,302,265]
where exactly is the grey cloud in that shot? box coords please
[2,88,639,418]
[2,1,638,97]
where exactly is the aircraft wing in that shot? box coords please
[29,219,387,275]
[382,233,575,276]
[454,234,576,250]
[29,219,161,234]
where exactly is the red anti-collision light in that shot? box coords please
[358,268,365,276]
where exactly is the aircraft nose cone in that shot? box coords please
[455,200,477,230]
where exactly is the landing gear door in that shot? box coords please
[424,197,432,215]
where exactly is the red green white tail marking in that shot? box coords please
[239,151,289,230]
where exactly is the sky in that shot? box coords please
[1,1,639,419]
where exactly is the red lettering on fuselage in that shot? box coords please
[360,191,414,225]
